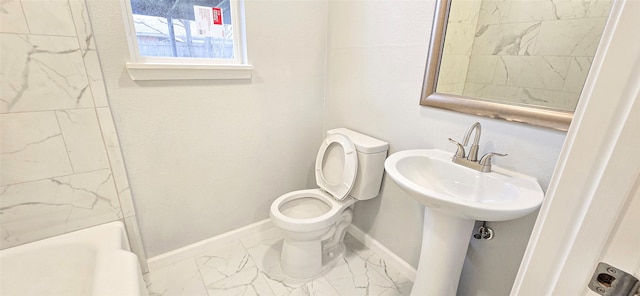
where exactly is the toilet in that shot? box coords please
[270,128,388,279]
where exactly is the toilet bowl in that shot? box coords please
[270,128,388,279]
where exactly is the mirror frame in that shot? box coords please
[420,0,573,131]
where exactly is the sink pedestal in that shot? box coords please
[384,149,544,295]
[410,207,475,296]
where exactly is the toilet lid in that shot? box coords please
[315,133,358,201]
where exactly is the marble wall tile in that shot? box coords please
[443,23,476,55]
[472,22,541,56]
[0,0,145,268]
[448,0,481,25]
[0,0,29,34]
[0,111,72,186]
[532,17,608,56]
[551,0,613,19]
[98,106,144,269]
[519,88,578,110]
[436,83,465,96]
[437,55,469,85]
[0,169,122,248]
[56,109,109,173]
[507,1,558,23]
[0,33,94,113]
[463,83,521,103]
[466,55,498,84]
[96,107,134,216]
[438,0,482,96]
[493,56,572,90]
[563,57,593,93]
[477,0,512,26]
[20,0,77,36]
[68,0,109,107]
[460,0,610,105]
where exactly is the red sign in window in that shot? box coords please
[212,7,222,25]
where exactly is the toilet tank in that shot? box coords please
[327,128,389,200]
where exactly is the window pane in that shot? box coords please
[129,0,235,59]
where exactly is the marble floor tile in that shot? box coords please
[144,228,413,296]
[285,277,341,296]
[240,228,309,295]
[195,241,275,296]
[144,258,208,296]
[344,235,413,296]
[322,247,399,296]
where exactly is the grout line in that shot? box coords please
[0,167,111,188]
[53,110,77,174]
[0,107,100,115]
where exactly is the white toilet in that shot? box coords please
[270,128,388,279]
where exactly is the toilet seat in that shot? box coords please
[270,189,355,233]
[315,133,358,201]
[271,133,358,233]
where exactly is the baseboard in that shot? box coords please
[146,219,417,282]
[146,219,273,272]
[347,224,417,282]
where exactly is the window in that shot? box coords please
[121,0,253,80]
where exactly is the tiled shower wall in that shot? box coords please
[438,0,612,111]
[463,0,612,110]
[436,1,481,95]
[0,0,146,267]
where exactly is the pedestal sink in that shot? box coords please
[384,149,543,296]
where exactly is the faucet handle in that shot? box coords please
[448,138,466,159]
[479,152,508,166]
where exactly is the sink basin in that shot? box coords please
[384,148,544,296]
[384,149,543,221]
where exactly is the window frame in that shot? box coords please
[120,0,253,81]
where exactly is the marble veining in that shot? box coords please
[0,33,94,113]
[439,0,613,111]
[0,169,122,248]
[0,0,29,34]
[144,229,413,296]
[0,111,73,185]
[472,22,541,56]
[20,0,77,36]
[0,0,145,270]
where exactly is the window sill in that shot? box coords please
[125,62,254,81]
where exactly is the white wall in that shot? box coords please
[86,0,328,257]
[325,0,567,295]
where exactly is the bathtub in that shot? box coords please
[0,221,148,296]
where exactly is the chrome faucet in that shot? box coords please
[448,122,507,172]
[462,122,481,161]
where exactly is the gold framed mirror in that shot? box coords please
[421,0,613,131]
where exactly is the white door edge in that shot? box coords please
[511,0,640,295]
